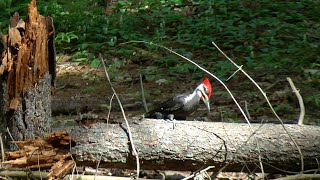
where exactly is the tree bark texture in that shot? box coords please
[0,0,55,146]
[67,120,320,173]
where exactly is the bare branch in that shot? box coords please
[274,174,320,180]
[6,127,19,149]
[182,166,215,180]
[286,77,305,125]
[226,65,243,81]
[0,133,4,168]
[99,54,140,178]
[140,74,148,112]
[106,93,115,130]
[244,101,252,120]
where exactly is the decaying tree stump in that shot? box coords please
[0,0,55,148]
[66,120,320,173]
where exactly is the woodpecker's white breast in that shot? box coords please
[183,91,198,103]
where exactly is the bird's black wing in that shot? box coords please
[158,94,187,112]
[145,93,187,117]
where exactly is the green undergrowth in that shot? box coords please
[1,0,320,122]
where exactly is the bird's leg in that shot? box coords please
[167,114,176,129]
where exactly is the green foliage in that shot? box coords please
[81,86,96,94]
[306,94,320,108]
[273,103,294,114]
[55,32,78,44]
[90,59,102,68]
[55,32,79,52]
[169,63,195,75]
[72,50,92,63]
[72,50,101,68]
[1,0,319,74]
[2,0,319,123]
[212,61,235,80]
[140,66,161,81]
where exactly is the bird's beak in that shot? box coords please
[201,94,210,112]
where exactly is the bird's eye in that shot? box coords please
[204,86,208,93]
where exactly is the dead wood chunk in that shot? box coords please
[1,156,27,166]
[3,132,73,169]
[8,27,22,48]
[42,149,58,157]
[8,13,22,48]
[0,51,7,74]
[9,98,20,110]
[52,152,71,161]
[4,149,56,168]
[33,137,54,148]
[12,139,34,149]
[5,149,26,159]
[45,131,74,147]
[45,131,70,141]
[27,162,56,169]
[14,136,53,149]
[24,145,40,153]
[48,159,76,180]
[28,153,56,164]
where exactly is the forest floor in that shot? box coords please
[52,54,320,127]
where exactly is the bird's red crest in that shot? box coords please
[203,78,212,99]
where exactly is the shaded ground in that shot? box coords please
[53,55,320,127]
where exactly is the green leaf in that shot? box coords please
[90,59,101,68]
[73,58,88,62]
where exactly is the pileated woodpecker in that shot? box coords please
[146,78,212,120]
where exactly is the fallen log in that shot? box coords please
[66,119,320,173]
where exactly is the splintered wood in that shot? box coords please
[2,131,75,180]
[0,0,55,110]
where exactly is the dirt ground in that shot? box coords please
[53,57,320,127]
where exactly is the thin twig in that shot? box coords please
[274,174,320,180]
[106,93,115,130]
[63,174,141,180]
[226,65,243,81]
[70,163,77,180]
[6,127,19,149]
[182,166,215,180]
[37,153,43,180]
[69,137,79,178]
[315,158,320,175]
[205,171,212,180]
[0,133,4,168]
[94,153,103,180]
[286,77,305,125]
[139,74,148,112]
[99,54,140,179]
[211,41,304,173]
[244,101,252,120]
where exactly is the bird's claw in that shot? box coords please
[167,114,176,129]
[171,119,176,129]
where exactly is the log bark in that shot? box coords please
[65,120,320,173]
[0,0,55,148]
